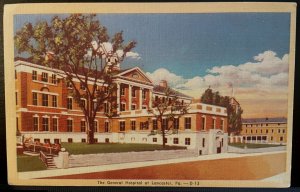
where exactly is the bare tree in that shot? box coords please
[148,87,190,148]
[14,14,137,144]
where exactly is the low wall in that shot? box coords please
[228,145,286,153]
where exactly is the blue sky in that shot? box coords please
[14,13,290,78]
[14,13,291,117]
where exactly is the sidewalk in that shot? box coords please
[18,150,286,179]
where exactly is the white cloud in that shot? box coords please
[125,51,141,60]
[146,51,290,109]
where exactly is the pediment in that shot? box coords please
[116,67,153,85]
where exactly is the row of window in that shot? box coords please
[120,86,147,100]
[245,123,283,127]
[33,117,58,131]
[30,92,58,107]
[244,136,284,142]
[31,70,58,84]
[245,128,286,134]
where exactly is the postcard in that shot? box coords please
[4,3,296,187]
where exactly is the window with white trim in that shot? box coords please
[67,98,72,109]
[152,119,158,130]
[131,121,136,130]
[162,119,168,130]
[173,118,179,129]
[132,88,136,98]
[220,119,224,130]
[120,103,126,111]
[94,121,98,132]
[67,119,73,132]
[173,138,179,144]
[201,117,205,130]
[80,82,86,90]
[131,104,136,110]
[32,70,37,80]
[52,74,57,84]
[185,117,191,129]
[185,138,191,145]
[42,72,48,82]
[52,118,58,132]
[81,120,86,132]
[120,87,125,96]
[33,117,38,131]
[42,117,49,131]
[212,118,216,129]
[142,90,146,100]
[42,94,48,107]
[105,122,109,132]
[15,92,18,105]
[119,121,125,131]
[32,92,38,105]
[52,95,57,107]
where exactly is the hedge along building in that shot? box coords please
[14,58,228,154]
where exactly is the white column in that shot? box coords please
[139,87,143,110]
[117,83,120,113]
[129,85,132,111]
[149,89,153,108]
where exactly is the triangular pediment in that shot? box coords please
[116,67,153,85]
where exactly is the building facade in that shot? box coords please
[15,58,228,154]
[239,118,287,144]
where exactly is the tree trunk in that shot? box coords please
[160,118,166,148]
[87,120,95,144]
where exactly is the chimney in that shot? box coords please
[159,80,168,88]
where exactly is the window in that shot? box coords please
[201,117,205,130]
[104,102,109,113]
[80,82,86,90]
[246,129,248,133]
[272,129,274,133]
[42,94,48,106]
[32,70,37,80]
[15,92,18,105]
[42,72,48,82]
[67,98,72,109]
[68,138,73,143]
[132,88,136,98]
[280,137,283,141]
[52,95,57,107]
[52,74,57,84]
[266,124,268,126]
[140,122,149,130]
[16,117,19,131]
[164,138,167,143]
[67,119,73,132]
[94,121,98,132]
[42,117,49,131]
[142,90,146,100]
[185,117,191,129]
[152,120,158,130]
[54,139,60,144]
[120,87,125,96]
[155,96,158,101]
[162,119,168,130]
[94,138,98,143]
[173,138,179,144]
[131,121,136,130]
[220,119,224,130]
[81,121,86,132]
[44,139,50,144]
[283,129,286,134]
[278,129,281,133]
[251,130,253,134]
[80,99,86,108]
[105,122,109,132]
[119,121,125,131]
[185,138,191,145]
[33,117,38,131]
[15,70,17,79]
[271,136,273,141]
[202,138,205,147]
[81,139,86,143]
[120,103,126,111]
[105,138,109,143]
[212,118,216,129]
[34,138,40,143]
[32,92,38,105]
[142,105,147,109]
[131,104,136,110]
[173,118,179,129]
[260,129,263,133]
[153,138,157,142]
[52,118,58,132]
[266,129,268,134]
[67,81,73,89]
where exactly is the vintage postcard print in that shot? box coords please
[4,3,296,187]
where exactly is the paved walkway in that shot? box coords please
[69,149,197,167]
[18,151,286,180]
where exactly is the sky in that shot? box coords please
[14,13,291,118]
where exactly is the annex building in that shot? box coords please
[239,117,287,144]
[15,58,229,154]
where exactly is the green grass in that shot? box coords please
[61,142,186,155]
[17,155,47,172]
[229,143,283,149]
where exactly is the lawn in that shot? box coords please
[61,142,187,155]
[17,155,47,172]
[229,143,283,149]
